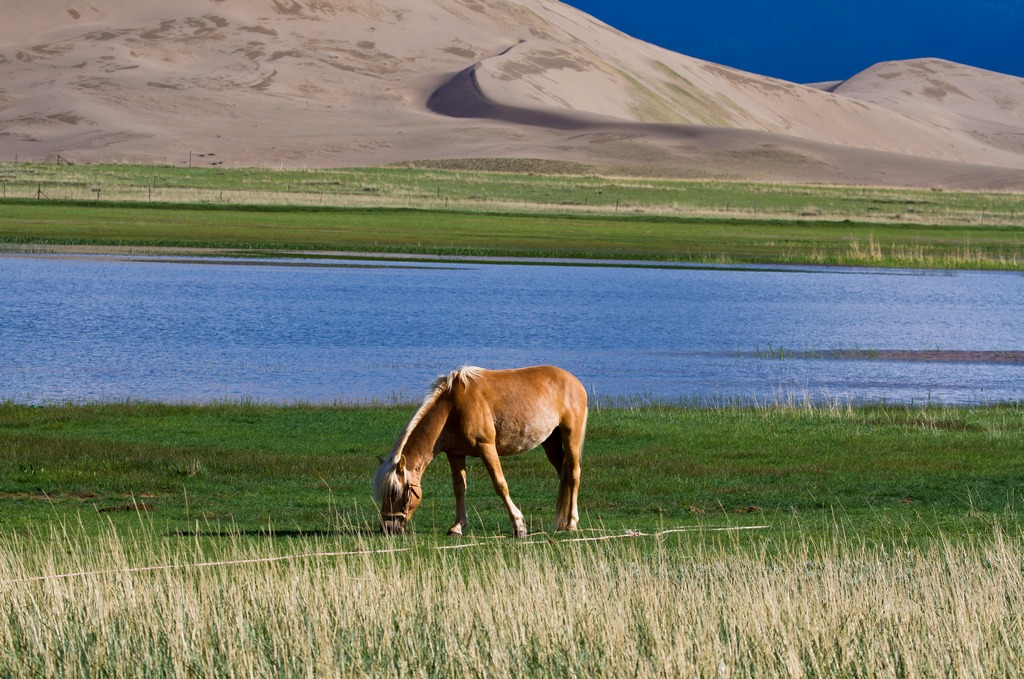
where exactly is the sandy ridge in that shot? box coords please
[1,0,1023,187]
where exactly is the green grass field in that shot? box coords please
[4,200,1024,269]
[3,162,1024,269]
[2,401,1021,540]
[2,402,1023,676]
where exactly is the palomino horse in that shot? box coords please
[373,366,588,538]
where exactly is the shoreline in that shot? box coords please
[2,242,1019,276]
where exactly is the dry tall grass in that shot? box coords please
[804,235,1024,269]
[2,520,1022,677]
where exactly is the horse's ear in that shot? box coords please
[397,455,407,474]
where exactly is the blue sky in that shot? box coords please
[562,1,1024,83]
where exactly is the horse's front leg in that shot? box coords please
[446,452,469,537]
[477,442,528,538]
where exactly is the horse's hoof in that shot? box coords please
[513,527,528,539]
[446,527,463,537]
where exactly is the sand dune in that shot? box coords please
[2,0,1023,188]
[831,58,1024,158]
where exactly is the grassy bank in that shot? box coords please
[3,163,1024,269]
[2,401,1023,676]
[2,401,1021,539]
[4,200,1024,270]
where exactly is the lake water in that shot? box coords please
[3,253,1023,405]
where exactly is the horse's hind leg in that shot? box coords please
[542,429,564,472]
[446,453,469,537]
[555,410,587,531]
[543,429,574,531]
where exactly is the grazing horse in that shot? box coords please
[373,365,588,538]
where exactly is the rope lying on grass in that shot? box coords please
[4,524,770,586]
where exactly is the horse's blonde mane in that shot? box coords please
[372,366,484,504]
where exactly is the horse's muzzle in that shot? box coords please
[380,517,406,535]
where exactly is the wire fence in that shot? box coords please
[3,524,771,587]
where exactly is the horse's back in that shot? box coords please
[446,365,587,455]
[475,365,586,415]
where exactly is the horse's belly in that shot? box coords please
[494,410,559,455]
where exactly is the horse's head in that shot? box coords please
[374,454,422,535]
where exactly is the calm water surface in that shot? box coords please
[2,253,1023,405]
